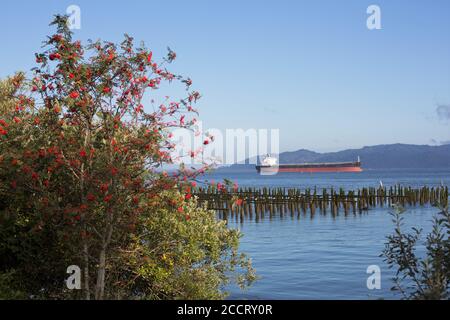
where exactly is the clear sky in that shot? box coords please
[0,0,449,152]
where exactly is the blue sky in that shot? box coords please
[0,0,449,152]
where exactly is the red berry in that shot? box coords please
[111,167,118,176]
[69,91,79,99]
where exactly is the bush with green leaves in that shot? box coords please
[382,203,450,299]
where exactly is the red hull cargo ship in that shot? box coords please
[256,156,362,173]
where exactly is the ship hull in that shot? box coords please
[256,166,362,173]
[256,162,362,173]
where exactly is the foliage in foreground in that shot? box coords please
[382,203,450,299]
[0,15,255,299]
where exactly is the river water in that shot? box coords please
[200,168,450,299]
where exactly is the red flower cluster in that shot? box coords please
[79,149,87,157]
[49,52,61,61]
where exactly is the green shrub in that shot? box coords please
[382,203,450,299]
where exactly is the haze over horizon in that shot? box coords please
[0,0,449,153]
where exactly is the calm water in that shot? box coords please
[201,168,450,299]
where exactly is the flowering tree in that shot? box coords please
[0,16,255,299]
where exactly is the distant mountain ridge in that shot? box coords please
[221,144,450,170]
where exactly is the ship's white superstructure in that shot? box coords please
[261,155,278,167]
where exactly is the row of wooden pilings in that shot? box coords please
[193,185,449,221]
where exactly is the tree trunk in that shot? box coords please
[81,120,92,300]
[95,248,106,300]
[83,242,91,300]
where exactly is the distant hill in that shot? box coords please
[220,144,450,171]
